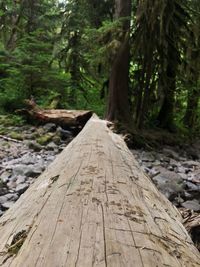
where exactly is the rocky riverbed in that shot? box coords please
[0,123,200,218]
[0,123,73,216]
[131,146,200,211]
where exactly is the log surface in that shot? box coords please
[0,115,199,267]
[31,109,92,126]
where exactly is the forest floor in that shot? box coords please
[0,118,199,248]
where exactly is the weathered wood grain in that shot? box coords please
[18,100,92,127]
[30,109,92,126]
[0,115,199,267]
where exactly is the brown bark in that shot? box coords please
[17,100,92,127]
[157,61,177,131]
[184,23,200,129]
[106,0,132,123]
[6,0,25,51]
[184,88,199,128]
[68,31,79,106]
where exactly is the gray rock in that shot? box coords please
[27,178,34,184]
[154,171,183,183]
[163,148,180,160]
[46,155,55,163]
[56,127,72,139]
[0,171,11,183]
[25,140,43,152]
[184,191,194,200]
[21,153,37,165]
[0,186,8,196]
[179,157,187,161]
[181,200,200,211]
[145,163,153,169]
[168,166,174,171]
[43,123,57,132]
[152,171,185,200]
[9,175,17,182]
[185,181,200,192]
[0,210,3,216]
[3,193,18,201]
[186,147,200,160]
[178,173,188,180]
[173,196,184,205]
[141,166,151,174]
[15,184,29,194]
[6,181,17,189]
[170,159,180,167]
[152,160,161,167]
[182,161,200,168]
[12,164,43,177]
[12,164,30,176]
[16,175,26,185]
[154,153,163,161]
[177,166,187,174]
[53,148,59,154]
[160,156,170,163]
[0,196,8,204]
[193,169,200,177]
[46,142,57,151]
[29,127,37,133]
[141,152,155,162]
[149,169,160,179]
[1,201,15,210]
[52,135,61,145]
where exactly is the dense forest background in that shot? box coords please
[0,0,199,136]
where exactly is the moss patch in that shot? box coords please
[0,115,25,127]
[9,132,23,141]
[36,133,54,145]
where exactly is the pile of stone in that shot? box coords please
[131,146,200,212]
[0,123,73,216]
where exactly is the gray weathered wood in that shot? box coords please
[0,115,199,266]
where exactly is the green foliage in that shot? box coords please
[0,0,68,112]
[83,20,123,67]
[0,115,25,127]
[9,131,23,140]
[36,133,54,145]
[0,0,199,137]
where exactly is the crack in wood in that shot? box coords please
[74,205,84,267]
[50,175,59,183]
[100,204,107,267]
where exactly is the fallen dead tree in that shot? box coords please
[0,135,22,143]
[17,99,92,127]
[0,115,199,267]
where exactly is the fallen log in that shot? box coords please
[0,134,22,143]
[0,115,199,267]
[17,99,92,127]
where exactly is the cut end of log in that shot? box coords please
[17,100,93,128]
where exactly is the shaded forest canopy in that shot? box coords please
[0,0,200,136]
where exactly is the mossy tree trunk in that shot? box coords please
[184,87,199,128]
